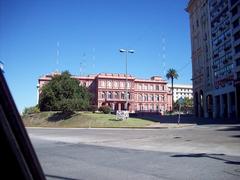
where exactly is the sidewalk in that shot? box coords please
[147,122,195,129]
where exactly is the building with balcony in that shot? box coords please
[186,0,240,120]
[38,73,172,113]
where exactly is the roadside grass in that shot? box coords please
[22,111,155,128]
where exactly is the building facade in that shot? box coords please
[38,73,172,113]
[168,84,193,102]
[186,0,240,120]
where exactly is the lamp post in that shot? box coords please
[119,49,134,110]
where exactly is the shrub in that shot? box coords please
[99,105,111,114]
[88,105,98,113]
[22,105,40,115]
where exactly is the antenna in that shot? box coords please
[162,37,166,76]
[56,41,60,72]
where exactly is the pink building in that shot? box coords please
[38,72,172,113]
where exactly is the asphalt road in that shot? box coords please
[28,125,240,180]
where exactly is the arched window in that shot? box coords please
[144,94,148,101]
[138,84,142,90]
[107,81,112,87]
[127,92,130,99]
[156,95,160,101]
[114,81,118,88]
[161,95,165,101]
[150,104,154,111]
[121,92,125,99]
[150,94,154,101]
[101,81,105,87]
[114,92,119,99]
[138,94,143,101]
[101,92,106,99]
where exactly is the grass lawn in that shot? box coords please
[22,111,155,128]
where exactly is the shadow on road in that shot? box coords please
[45,174,83,180]
[216,126,240,131]
[130,113,240,125]
[171,153,240,165]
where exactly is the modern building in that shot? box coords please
[38,72,172,113]
[186,0,240,120]
[168,84,193,102]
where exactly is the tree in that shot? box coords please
[182,97,193,114]
[166,68,179,112]
[39,71,91,112]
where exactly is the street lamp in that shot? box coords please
[119,49,134,111]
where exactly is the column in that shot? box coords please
[213,96,217,119]
[227,93,231,118]
[118,103,121,111]
[220,94,224,118]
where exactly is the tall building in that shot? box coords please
[38,73,172,113]
[167,84,193,102]
[186,0,240,120]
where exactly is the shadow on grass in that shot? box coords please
[171,153,240,165]
[109,118,123,121]
[47,111,77,122]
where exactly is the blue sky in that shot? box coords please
[0,0,191,112]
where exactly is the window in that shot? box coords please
[161,96,165,101]
[235,44,240,54]
[233,19,239,29]
[107,81,112,87]
[156,95,159,101]
[121,92,125,99]
[231,6,238,16]
[234,31,240,41]
[120,82,124,88]
[107,92,112,99]
[156,85,159,90]
[150,104,154,111]
[144,94,148,101]
[144,84,148,90]
[101,81,105,87]
[114,92,119,99]
[236,58,240,66]
[101,92,105,99]
[114,81,118,88]
[237,72,240,79]
[127,92,130,100]
[138,84,142,90]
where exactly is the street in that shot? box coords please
[28,125,240,180]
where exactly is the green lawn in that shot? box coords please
[22,111,155,128]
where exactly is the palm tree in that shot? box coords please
[166,68,179,112]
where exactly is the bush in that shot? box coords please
[23,105,40,115]
[99,106,111,114]
[88,105,98,113]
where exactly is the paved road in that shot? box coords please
[28,125,240,180]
